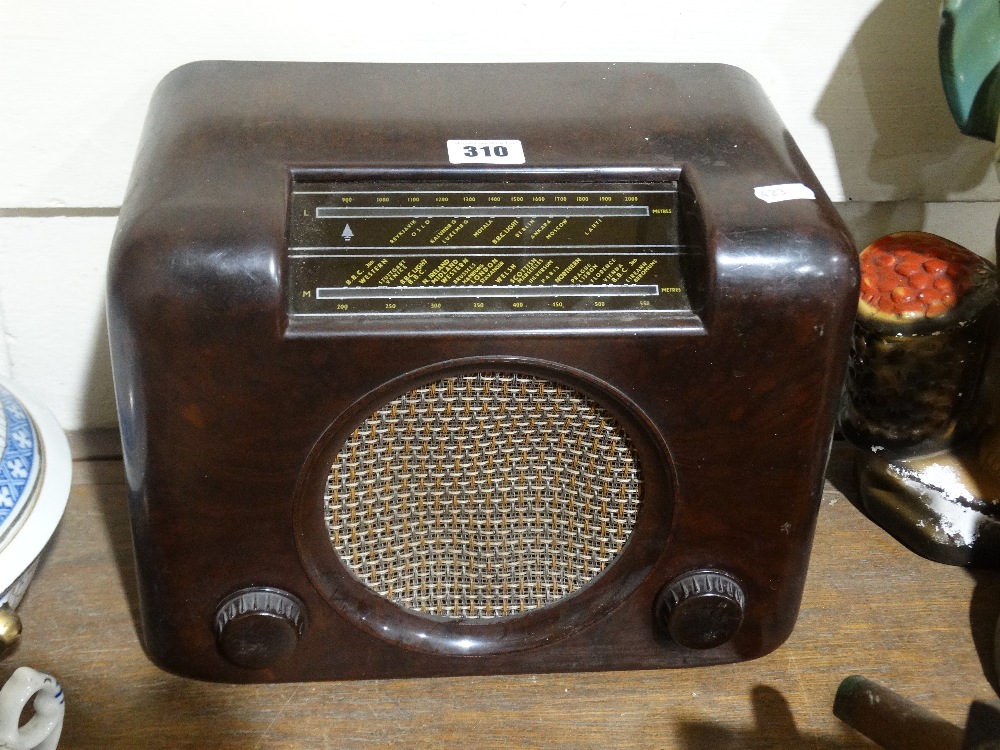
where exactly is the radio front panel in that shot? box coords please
[108,62,859,682]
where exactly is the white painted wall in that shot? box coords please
[1,0,998,429]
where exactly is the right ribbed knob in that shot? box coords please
[656,570,746,650]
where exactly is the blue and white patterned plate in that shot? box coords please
[0,383,42,546]
[0,381,70,609]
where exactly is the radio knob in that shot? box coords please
[214,587,307,670]
[656,570,746,650]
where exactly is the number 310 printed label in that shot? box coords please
[447,139,526,165]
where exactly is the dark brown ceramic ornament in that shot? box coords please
[842,231,1000,566]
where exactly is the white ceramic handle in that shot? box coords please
[0,668,64,750]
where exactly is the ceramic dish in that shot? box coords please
[0,381,71,614]
[939,0,1000,141]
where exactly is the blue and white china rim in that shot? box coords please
[0,383,42,544]
[0,380,70,601]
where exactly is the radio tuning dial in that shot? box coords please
[656,571,746,650]
[214,587,307,670]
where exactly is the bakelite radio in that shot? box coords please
[108,62,858,682]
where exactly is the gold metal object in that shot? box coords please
[0,604,22,659]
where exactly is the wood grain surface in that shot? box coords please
[6,440,999,749]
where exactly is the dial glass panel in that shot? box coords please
[288,180,693,316]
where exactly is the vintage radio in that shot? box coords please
[107,62,858,682]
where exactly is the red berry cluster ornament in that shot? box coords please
[859,233,984,320]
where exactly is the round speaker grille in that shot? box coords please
[324,372,642,619]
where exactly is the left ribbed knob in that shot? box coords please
[214,587,306,669]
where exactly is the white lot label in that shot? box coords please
[754,183,816,203]
[447,139,526,165]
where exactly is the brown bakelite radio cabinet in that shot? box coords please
[107,62,858,682]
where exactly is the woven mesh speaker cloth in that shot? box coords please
[324,372,642,619]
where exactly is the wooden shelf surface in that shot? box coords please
[6,442,1000,749]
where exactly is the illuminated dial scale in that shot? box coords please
[288,181,692,316]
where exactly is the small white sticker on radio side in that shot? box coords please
[447,139,526,165]
[754,183,816,203]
